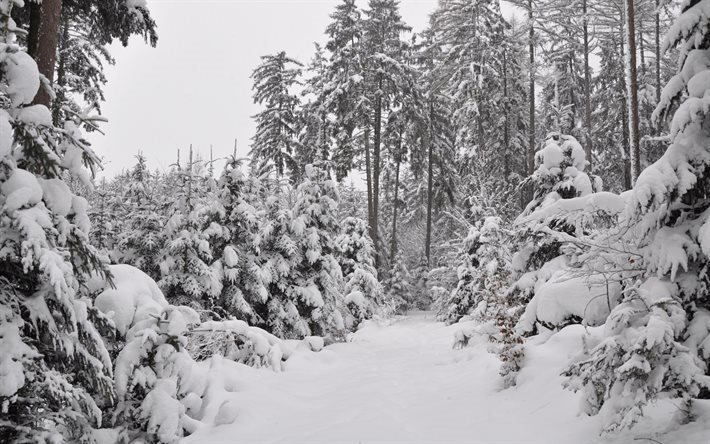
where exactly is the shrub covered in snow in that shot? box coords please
[290,163,346,337]
[336,216,384,328]
[437,216,511,325]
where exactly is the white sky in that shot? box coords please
[90,0,517,179]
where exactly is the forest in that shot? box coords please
[1,0,710,442]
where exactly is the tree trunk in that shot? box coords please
[390,154,401,262]
[364,125,375,245]
[620,30,632,190]
[503,48,510,182]
[583,0,592,168]
[527,0,536,203]
[373,76,382,261]
[52,14,69,125]
[625,0,641,183]
[655,0,662,134]
[425,101,434,266]
[28,0,63,107]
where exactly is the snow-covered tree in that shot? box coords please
[249,51,303,179]
[384,251,411,313]
[290,163,346,337]
[336,216,384,327]
[212,157,270,326]
[0,4,114,440]
[114,153,165,280]
[158,152,220,311]
[564,2,710,431]
[437,216,511,325]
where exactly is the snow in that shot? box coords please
[520,271,622,331]
[13,104,52,126]
[1,168,43,212]
[2,50,40,107]
[181,312,710,443]
[0,110,13,159]
[0,321,39,398]
[93,264,168,336]
[39,178,72,216]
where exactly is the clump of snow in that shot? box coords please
[93,264,167,336]
[518,271,622,333]
[1,168,43,212]
[2,50,40,107]
[12,104,52,126]
[0,321,39,397]
[0,110,13,158]
[40,178,72,216]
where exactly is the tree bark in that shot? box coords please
[390,153,401,262]
[28,0,63,107]
[372,76,382,261]
[655,0,662,134]
[619,30,632,190]
[527,0,536,204]
[503,48,510,182]
[625,0,641,183]
[364,126,374,245]
[425,101,434,266]
[583,0,592,169]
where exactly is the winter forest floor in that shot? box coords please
[183,312,710,444]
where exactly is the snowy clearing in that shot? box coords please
[183,312,709,444]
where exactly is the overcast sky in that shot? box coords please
[90,0,516,179]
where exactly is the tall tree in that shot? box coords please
[249,51,303,179]
[361,0,412,263]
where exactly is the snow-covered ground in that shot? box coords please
[184,312,710,444]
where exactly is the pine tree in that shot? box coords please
[321,0,367,181]
[0,3,115,440]
[336,216,384,327]
[213,157,270,327]
[291,163,346,337]
[249,51,303,179]
[564,1,710,431]
[158,149,220,311]
[114,153,165,280]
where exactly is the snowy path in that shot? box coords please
[184,312,610,443]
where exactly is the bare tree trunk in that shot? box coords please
[29,0,63,107]
[583,0,592,168]
[365,126,375,244]
[655,0,662,134]
[620,30,632,190]
[503,48,510,182]
[52,14,69,125]
[527,0,536,203]
[390,154,401,262]
[425,101,434,266]
[373,77,382,261]
[625,0,641,183]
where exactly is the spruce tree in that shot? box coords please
[564,1,710,431]
[0,3,115,440]
[249,51,303,179]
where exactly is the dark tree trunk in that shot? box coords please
[365,126,374,245]
[425,101,434,266]
[625,0,641,183]
[28,0,63,107]
[619,30,632,190]
[390,153,401,262]
[52,15,69,125]
[655,0,662,134]
[583,0,592,168]
[527,0,535,204]
[373,76,383,262]
[503,49,510,182]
